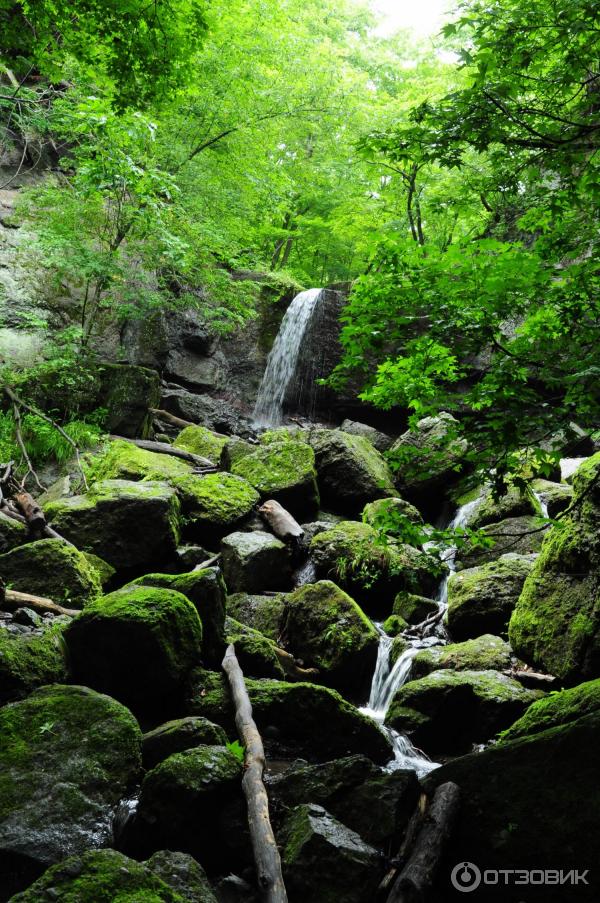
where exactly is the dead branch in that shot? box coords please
[1,586,78,617]
[150,408,195,429]
[109,435,216,469]
[272,645,319,681]
[193,553,221,571]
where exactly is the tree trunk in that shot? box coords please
[222,644,288,903]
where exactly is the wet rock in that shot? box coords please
[221,436,256,469]
[509,454,600,682]
[280,804,383,903]
[281,580,378,696]
[385,669,541,756]
[188,672,393,764]
[146,850,218,902]
[362,495,423,528]
[457,515,548,568]
[382,614,410,637]
[221,531,291,593]
[499,678,600,743]
[447,553,536,640]
[143,717,228,769]
[531,478,573,517]
[468,485,541,530]
[231,437,319,519]
[131,568,226,667]
[174,424,228,463]
[44,479,181,572]
[175,472,260,544]
[160,389,254,438]
[0,623,68,703]
[268,754,418,849]
[0,511,27,554]
[308,428,395,513]
[340,419,394,452]
[393,590,438,624]
[85,438,192,483]
[411,635,513,679]
[0,686,142,893]
[226,592,287,641]
[0,538,102,608]
[65,587,203,715]
[226,618,285,679]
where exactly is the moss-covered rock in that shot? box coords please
[172,472,259,541]
[382,614,409,636]
[0,623,68,703]
[385,669,541,756]
[99,363,160,438]
[231,438,319,519]
[280,804,383,903]
[226,591,287,641]
[221,530,291,593]
[0,511,27,554]
[447,553,536,641]
[221,435,256,470]
[499,679,600,743]
[393,590,439,624]
[310,521,443,611]
[468,485,540,530]
[145,850,218,903]
[0,538,102,608]
[362,496,423,528]
[226,617,285,679]
[0,685,142,890]
[457,515,548,568]
[85,438,192,484]
[65,587,203,714]
[131,568,226,667]
[308,428,395,514]
[532,478,573,517]
[340,419,394,452]
[411,635,513,679]
[188,671,393,764]
[174,424,228,463]
[389,635,411,666]
[143,717,228,770]
[44,479,181,572]
[281,580,378,696]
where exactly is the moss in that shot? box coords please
[143,717,228,769]
[226,618,285,678]
[362,496,423,527]
[0,538,102,607]
[226,591,286,641]
[499,678,600,743]
[172,471,259,532]
[389,635,411,665]
[468,484,541,530]
[85,438,191,485]
[309,428,395,513]
[143,745,241,797]
[0,510,28,553]
[382,614,409,637]
[174,425,228,463]
[411,635,512,679]
[221,436,255,470]
[0,623,68,702]
[393,591,438,624]
[231,438,319,515]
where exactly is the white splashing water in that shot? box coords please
[253,288,323,426]
[560,457,587,482]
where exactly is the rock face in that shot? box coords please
[340,419,394,452]
[188,672,393,764]
[308,429,395,513]
[447,553,536,640]
[174,424,228,463]
[499,678,600,743]
[0,511,27,553]
[226,592,287,641]
[0,538,102,607]
[280,804,383,903]
[385,669,541,756]
[175,472,260,542]
[231,437,319,519]
[65,587,203,714]
[457,515,547,568]
[44,479,181,572]
[0,623,68,704]
[0,685,142,894]
[143,717,228,769]
[160,388,254,437]
[509,453,600,682]
[281,581,379,696]
[221,531,291,593]
[411,635,513,679]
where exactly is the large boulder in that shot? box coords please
[226,591,287,641]
[280,804,383,903]
[308,428,395,514]
[509,453,600,683]
[174,424,228,463]
[447,554,536,641]
[499,678,600,743]
[0,538,102,607]
[310,521,442,611]
[173,472,259,542]
[225,617,285,679]
[268,755,418,849]
[143,717,228,769]
[281,580,379,696]
[411,635,513,679]
[0,685,142,894]
[85,438,192,483]
[131,568,226,667]
[231,437,319,519]
[221,531,291,593]
[0,623,68,703]
[0,511,27,553]
[340,419,394,452]
[362,496,423,528]
[467,485,540,530]
[65,587,203,715]
[188,672,393,764]
[531,478,573,517]
[456,515,548,568]
[385,669,541,756]
[44,479,181,572]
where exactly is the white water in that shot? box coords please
[253,288,324,426]
[560,457,587,482]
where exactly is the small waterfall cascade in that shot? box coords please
[252,288,324,426]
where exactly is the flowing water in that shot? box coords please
[253,288,324,427]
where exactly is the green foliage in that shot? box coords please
[226,740,245,765]
[0,410,102,468]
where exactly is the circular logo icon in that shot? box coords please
[451,862,482,893]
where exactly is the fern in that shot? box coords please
[0,409,103,468]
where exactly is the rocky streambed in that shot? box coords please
[0,415,599,901]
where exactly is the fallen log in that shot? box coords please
[193,553,221,571]
[1,587,78,618]
[258,500,304,542]
[109,435,216,469]
[378,793,428,898]
[14,491,46,532]
[149,408,194,429]
[503,668,560,691]
[222,644,288,903]
[386,781,460,903]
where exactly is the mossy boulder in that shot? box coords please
[411,635,513,679]
[172,472,259,541]
[231,438,319,519]
[0,685,142,891]
[362,496,423,528]
[532,478,573,517]
[221,435,255,470]
[389,635,411,665]
[0,538,102,608]
[447,553,536,641]
[143,717,228,769]
[0,623,68,703]
[385,669,541,756]
[226,617,285,679]
[310,521,443,611]
[174,424,228,463]
[468,485,540,530]
[393,590,439,625]
[144,850,218,903]
[133,746,243,867]
[509,453,600,682]
[280,804,383,903]
[85,438,192,484]
[221,531,292,593]
[44,479,181,572]
[226,591,287,641]
[281,580,379,696]
[340,419,394,452]
[268,755,418,850]
[188,671,393,764]
[499,678,600,743]
[65,587,203,714]
[382,614,409,636]
[308,428,395,514]
[456,515,548,568]
[131,568,226,667]
[0,511,27,554]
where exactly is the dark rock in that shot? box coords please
[340,419,394,452]
[226,592,287,641]
[146,850,218,902]
[226,618,285,679]
[0,538,102,608]
[98,363,160,438]
[0,511,27,554]
[143,716,228,769]
[160,389,255,438]
[499,678,600,743]
[221,531,292,593]
[308,428,395,513]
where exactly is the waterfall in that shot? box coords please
[253,288,324,426]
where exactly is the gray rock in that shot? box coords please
[340,419,394,452]
[308,428,395,514]
[532,478,574,517]
[221,531,291,593]
[160,389,255,438]
[146,850,218,903]
[143,717,228,769]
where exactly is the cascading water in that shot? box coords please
[252,288,324,426]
